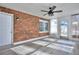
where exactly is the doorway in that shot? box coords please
[0,12,13,48]
[60,20,69,39]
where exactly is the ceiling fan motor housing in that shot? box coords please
[41,5,62,16]
[48,10,53,16]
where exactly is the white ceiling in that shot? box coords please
[0,3,79,19]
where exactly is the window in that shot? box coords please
[72,21,78,35]
[39,20,49,32]
[72,15,79,36]
[50,19,57,34]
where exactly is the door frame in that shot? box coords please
[60,19,69,39]
[0,12,14,45]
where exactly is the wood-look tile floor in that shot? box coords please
[0,37,79,55]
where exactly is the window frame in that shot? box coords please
[39,19,49,33]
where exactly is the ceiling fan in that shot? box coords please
[41,6,63,16]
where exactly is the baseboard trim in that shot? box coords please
[14,35,49,45]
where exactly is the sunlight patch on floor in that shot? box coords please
[10,45,35,55]
[43,38,56,42]
[32,40,50,46]
[31,50,50,55]
[47,43,74,53]
[57,40,76,45]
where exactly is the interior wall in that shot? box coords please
[0,6,49,42]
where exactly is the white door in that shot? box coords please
[0,12,13,46]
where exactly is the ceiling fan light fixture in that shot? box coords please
[41,5,63,16]
[49,14,53,16]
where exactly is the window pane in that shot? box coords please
[60,20,68,36]
[50,19,57,34]
[72,21,79,35]
[39,22,44,31]
[40,22,43,26]
[39,20,48,32]
[45,23,48,31]
[40,26,44,31]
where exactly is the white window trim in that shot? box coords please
[39,19,49,33]
[39,19,48,23]
[39,31,49,33]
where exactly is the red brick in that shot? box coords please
[0,6,49,42]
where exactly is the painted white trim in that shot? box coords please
[0,12,14,46]
[39,31,49,33]
[11,14,14,45]
[39,19,48,23]
[14,35,49,45]
[0,12,13,16]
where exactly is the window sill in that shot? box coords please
[39,31,49,33]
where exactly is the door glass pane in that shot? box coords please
[60,20,68,37]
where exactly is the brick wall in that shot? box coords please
[0,6,49,42]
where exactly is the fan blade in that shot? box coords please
[53,10,63,13]
[41,10,48,12]
[43,13,48,16]
[51,6,56,10]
